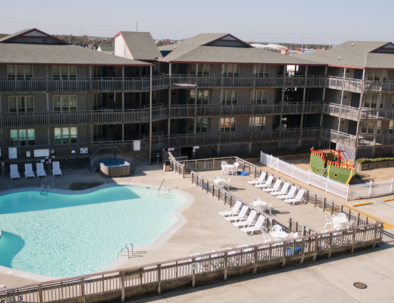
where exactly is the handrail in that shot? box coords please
[158,179,165,195]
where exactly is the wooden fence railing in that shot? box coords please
[0,221,382,303]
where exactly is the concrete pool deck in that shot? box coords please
[1,165,394,302]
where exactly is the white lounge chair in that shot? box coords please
[224,205,248,222]
[24,164,35,179]
[10,164,20,180]
[52,161,62,176]
[241,216,266,235]
[255,175,273,189]
[284,189,305,206]
[324,214,333,229]
[219,201,242,216]
[271,182,289,196]
[233,210,257,227]
[36,163,47,178]
[263,179,281,192]
[248,172,266,185]
[277,186,297,200]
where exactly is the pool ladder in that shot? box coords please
[157,179,172,196]
[40,184,50,196]
[117,243,134,258]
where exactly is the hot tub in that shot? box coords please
[100,159,130,177]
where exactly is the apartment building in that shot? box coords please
[1,28,394,173]
[301,41,394,160]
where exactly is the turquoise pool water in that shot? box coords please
[0,186,185,277]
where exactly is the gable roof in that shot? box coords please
[0,43,152,66]
[158,33,319,65]
[299,41,394,68]
[0,28,68,45]
[162,45,320,65]
[115,32,161,61]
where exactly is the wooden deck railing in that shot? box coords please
[0,220,382,303]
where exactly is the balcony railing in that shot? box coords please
[171,75,325,89]
[323,103,394,121]
[0,103,323,128]
[326,76,394,93]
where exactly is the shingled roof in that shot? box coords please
[0,43,152,66]
[116,32,161,61]
[0,28,68,45]
[160,33,320,65]
[299,41,394,68]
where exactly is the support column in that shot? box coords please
[0,94,2,148]
[46,93,50,145]
[355,69,366,139]
[168,63,172,146]
[122,92,124,143]
[149,66,153,164]
[300,66,308,129]
[337,67,347,131]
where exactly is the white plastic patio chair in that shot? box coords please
[230,162,239,175]
[248,172,266,185]
[271,182,289,196]
[255,175,274,189]
[324,214,333,229]
[284,189,305,206]
[52,161,62,176]
[337,213,347,219]
[213,175,221,183]
[219,200,242,216]
[263,179,281,192]
[346,219,355,229]
[241,215,266,235]
[10,164,20,180]
[272,225,282,233]
[221,161,227,174]
[36,163,47,178]
[265,201,274,216]
[233,210,257,227]
[277,186,297,200]
[224,205,248,222]
[224,179,230,191]
[24,164,35,179]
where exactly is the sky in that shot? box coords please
[1,0,393,45]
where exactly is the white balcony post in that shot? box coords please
[369,180,372,198]
[391,178,393,194]
[168,63,172,146]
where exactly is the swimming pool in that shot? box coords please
[0,186,186,278]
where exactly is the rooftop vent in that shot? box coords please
[174,45,176,49]
[351,43,354,47]
[338,57,341,60]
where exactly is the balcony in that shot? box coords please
[323,103,394,121]
[327,76,394,93]
[170,75,325,89]
[169,102,323,118]
[321,128,394,148]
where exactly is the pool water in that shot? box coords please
[0,186,185,277]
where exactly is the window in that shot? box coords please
[223,64,239,77]
[188,118,208,133]
[389,121,394,134]
[361,121,374,134]
[253,90,268,104]
[376,121,382,135]
[190,64,210,76]
[10,129,35,146]
[53,95,77,112]
[392,95,394,109]
[367,69,388,81]
[339,92,348,100]
[380,95,385,109]
[220,118,236,132]
[190,90,209,104]
[345,68,351,75]
[54,127,77,144]
[363,94,379,108]
[52,66,77,80]
[222,90,238,105]
[249,116,266,131]
[8,96,34,114]
[256,65,270,77]
[7,65,32,80]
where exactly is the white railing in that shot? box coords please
[260,151,394,200]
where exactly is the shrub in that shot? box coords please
[356,157,394,164]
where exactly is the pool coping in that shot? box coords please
[0,182,194,281]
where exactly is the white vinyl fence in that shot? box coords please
[260,151,394,200]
